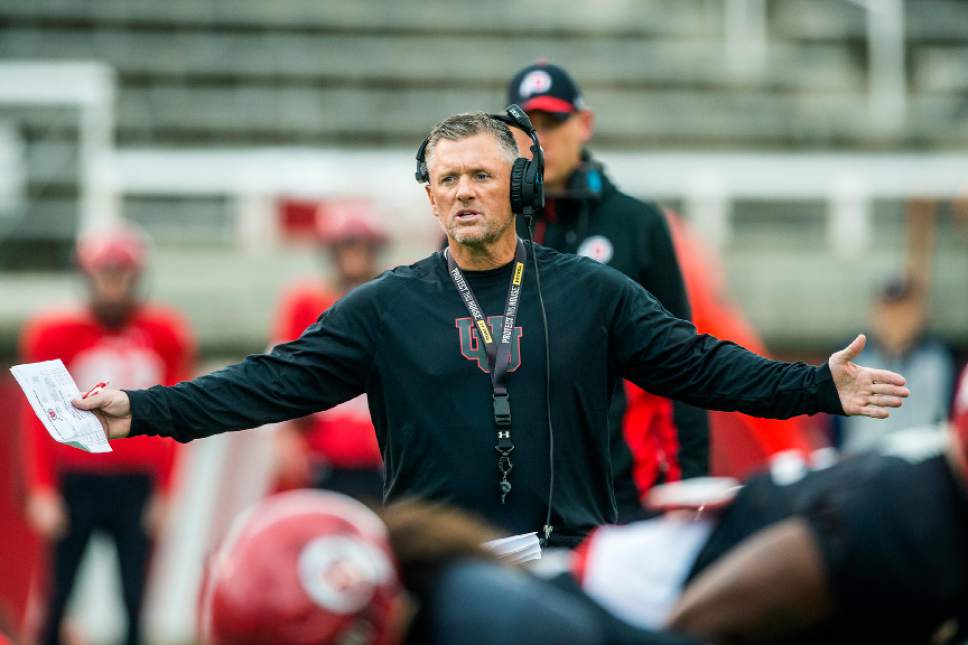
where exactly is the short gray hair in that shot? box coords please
[423,112,518,175]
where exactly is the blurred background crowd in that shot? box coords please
[0,1,966,643]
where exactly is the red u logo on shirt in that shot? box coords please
[455,316,523,374]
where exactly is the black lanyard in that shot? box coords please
[446,238,527,504]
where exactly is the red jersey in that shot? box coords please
[622,383,679,493]
[273,283,381,468]
[955,364,968,445]
[20,305,195,494]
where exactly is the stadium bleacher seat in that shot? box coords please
[0,0,965,349]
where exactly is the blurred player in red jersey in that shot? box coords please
[955,363,968,449]
[271,200,387,500]
[20,226,195,645]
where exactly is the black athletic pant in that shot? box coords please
[40,472,153,645]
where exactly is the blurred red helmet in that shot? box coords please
[200,490,402,645]
[316,200,388,247]
[76,226,147,273]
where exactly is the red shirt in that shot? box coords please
[955,364,968,449]
[622,383,680,493]
[273,283,382,468]
[20,306,195,494]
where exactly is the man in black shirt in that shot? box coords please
[506,61,707,518]
[74,111,909,547]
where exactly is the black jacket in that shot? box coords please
[517,157,707,519]
[126,244,842,546]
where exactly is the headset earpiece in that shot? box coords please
[415,137,430,183]
[502,104,544,217]
[509,157,528,214]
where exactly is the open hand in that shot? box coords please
[72,388,133,439]
[828,334,910,418]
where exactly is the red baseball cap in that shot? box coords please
[75,226,147,274]
[316,200,388,247]
[507,62,587,118]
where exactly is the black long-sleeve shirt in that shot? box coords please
[126,244,842,546]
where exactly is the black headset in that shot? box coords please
[414,104,545,218]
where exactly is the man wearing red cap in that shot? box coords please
[271,200,387,499]
[20,226,194,645]
[507,62,708,519]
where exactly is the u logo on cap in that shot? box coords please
[519,70,553,97]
